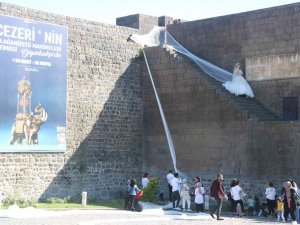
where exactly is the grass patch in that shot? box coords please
[1,199,124,210]
[36,199,123,210]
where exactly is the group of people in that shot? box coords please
[125,172,300,224]
[167,170,205,213]
[211,174,300,223]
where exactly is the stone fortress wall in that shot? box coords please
[167,3,300,119]
[117,4,300,196]
[0,1,299,202]
[0,2,143,201]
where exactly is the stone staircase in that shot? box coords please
[158,45,281,121]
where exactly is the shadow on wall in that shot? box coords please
[39,58,143,202]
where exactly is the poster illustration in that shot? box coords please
[0,14,67,152]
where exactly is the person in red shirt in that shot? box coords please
[210,173,228,220]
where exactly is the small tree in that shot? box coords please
[142,177,158,202]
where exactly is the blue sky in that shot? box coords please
[1,0,298,24]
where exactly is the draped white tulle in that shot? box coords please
[222,75,254,98]
[130,26,232,82]
[130,26,254,174]
[130,26,166,47]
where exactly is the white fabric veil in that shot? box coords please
[130,26,233,82]
[130,26,166,47]
[130,26,235,175]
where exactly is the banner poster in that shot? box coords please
[0,14,68,152]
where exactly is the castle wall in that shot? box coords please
[0,3,143,201]
[143,46,300,197]
[167,3,300,117]
[250,78,300,119]
[167,3,300,72]
[1,1,300,202]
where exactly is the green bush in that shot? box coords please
[46,196,79,204]
[3,196,37,208]
[46,197,65,204]
[142,177,158,202]
[64,196,79,203]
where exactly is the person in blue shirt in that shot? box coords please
[247,195,255,216]
[127,179,141,210]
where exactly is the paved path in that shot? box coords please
[0,212,288,225]
[0,204,289,225]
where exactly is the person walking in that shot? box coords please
[210,173,228,220]
[247,195,255,216]
[127,179,141,211]
[171,172,181,210]
[141,173,149,188]
[195,182,205,213]
[230,179,245,216]
[276,197,285,222]
[228,179,237,212]
[124,180,131,210]
[180,179,192,212]
[190,176,201,201]
[283,180,297,224]
[265,181,276,216]
[167,169,174,202]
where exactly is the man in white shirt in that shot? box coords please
[167,169,174,202]
[171,172,181,209]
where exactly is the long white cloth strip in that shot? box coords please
[143,50,178,173]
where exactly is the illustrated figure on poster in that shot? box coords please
[10,104,48,145]
[24,104,48,145]
[17,77,32,114]
[9,77,48,145]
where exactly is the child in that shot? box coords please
[276,197,285,222]
[247,195,255,216]
[180,179,192,212]
[124,180,131,210]
[194,182,205,213]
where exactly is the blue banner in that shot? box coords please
[0,14,67,152]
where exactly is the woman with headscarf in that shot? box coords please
[282,180,297,224]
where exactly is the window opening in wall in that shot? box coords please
[283,97,298,120]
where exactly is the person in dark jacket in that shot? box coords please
[282,180,298,224]
[210,173,228,220]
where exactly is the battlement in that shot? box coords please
[116,14,174,32]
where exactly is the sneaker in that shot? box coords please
[217,218,224,220]
[187,209,192,212]
[175,207,181,210]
